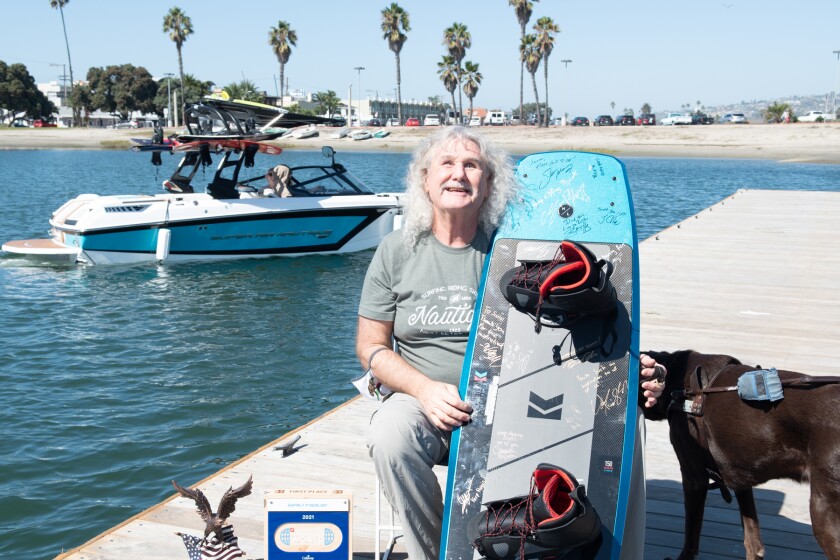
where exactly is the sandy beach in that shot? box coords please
[1,122,838,163]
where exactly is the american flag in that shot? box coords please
[178,525,245,560]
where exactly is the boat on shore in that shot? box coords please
[351,130,373,141]
[3,144,403,265]
[282,125,320,139]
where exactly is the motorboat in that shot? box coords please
[3,145,403,265]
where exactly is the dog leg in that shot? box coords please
[810,476,840,560]
[668,483,707,560]
[734,488,765,560]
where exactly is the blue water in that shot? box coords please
[0,149,837,559]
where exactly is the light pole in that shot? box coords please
[561,59,572,126]
[164,73,174,128]
[833,50,840,118]
[354,66,365,125]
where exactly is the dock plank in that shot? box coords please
[56,189,836,559]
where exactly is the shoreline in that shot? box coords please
[1,123,839,163]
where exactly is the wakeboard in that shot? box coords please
[441,151,640,560]
[171,139,283,155]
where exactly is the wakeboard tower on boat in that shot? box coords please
[3,97,404,265]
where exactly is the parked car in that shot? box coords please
[510,116,521,125]
[386,117,400,127]
[637,113,656,126]
[691,113,714,125]
[423,114,441,126]
[112,120,140,129]
[661,112,692,125]
[720,113,748,124]
[469,116,483,127]
[405,117,420,127]
[368,118,382,127]
[799,110,834,123]
[593,115,614,126]
[33,119,58,128]
[615,115,635,126]
[570,116,590,126]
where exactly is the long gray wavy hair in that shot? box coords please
[401,126,518,250]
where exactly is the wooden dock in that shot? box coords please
[56,189,838,560]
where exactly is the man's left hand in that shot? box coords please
[639,353,665,408]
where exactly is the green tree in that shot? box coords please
[49,0,79,125]
[436,55,459,121]
[268,21,297,107]
[533,16,559,127]
[312,90,341,117]
[381,3,410,124]
[443,22,471,121]
[162,6,193,124]
[509,0,538,125]
[641,102,652,114]
[151,74,212,119]
[223,80,263,102]
[462,61,482,123]
[82,64,158,120]
[0,61,56,124]
[520,33,541,125]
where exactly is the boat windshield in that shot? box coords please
[288,165,373,196]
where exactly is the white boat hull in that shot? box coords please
[5,191,403,265]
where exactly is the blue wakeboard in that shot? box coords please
[441,151,640,560]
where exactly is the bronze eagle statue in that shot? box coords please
[172,475,253,542]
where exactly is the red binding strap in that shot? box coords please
[538,241,591,299]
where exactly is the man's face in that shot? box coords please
[424,139,489,218]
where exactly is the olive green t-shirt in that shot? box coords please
[358,228,490,385]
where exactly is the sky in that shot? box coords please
[2,0,840,118]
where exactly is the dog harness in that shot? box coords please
[669,364,840,503]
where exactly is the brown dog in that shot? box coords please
[642,350,840,560]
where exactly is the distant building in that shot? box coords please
[339,95,447,124]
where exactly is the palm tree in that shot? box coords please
[312,90,342,118]
[509,0,538,124]
[162,6,193,125]
[533,16,559,127]
[49,0,76,125]
[520,34,541,125]
[381,3,410,124]
[223,80,262,102]
[641,102,652,114]
[268,21,297,107]
[443,22,471,122]
[461,61,482,124]
[437,55,459,121]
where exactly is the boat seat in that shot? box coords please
[207,178,240,199]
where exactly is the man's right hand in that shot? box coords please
[416,380,473,431]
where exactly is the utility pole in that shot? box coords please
[50,63,67,124]
[833,50,840,118]
[561,59,572,126]
[354,66,365,125]
[164,73,174,128]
